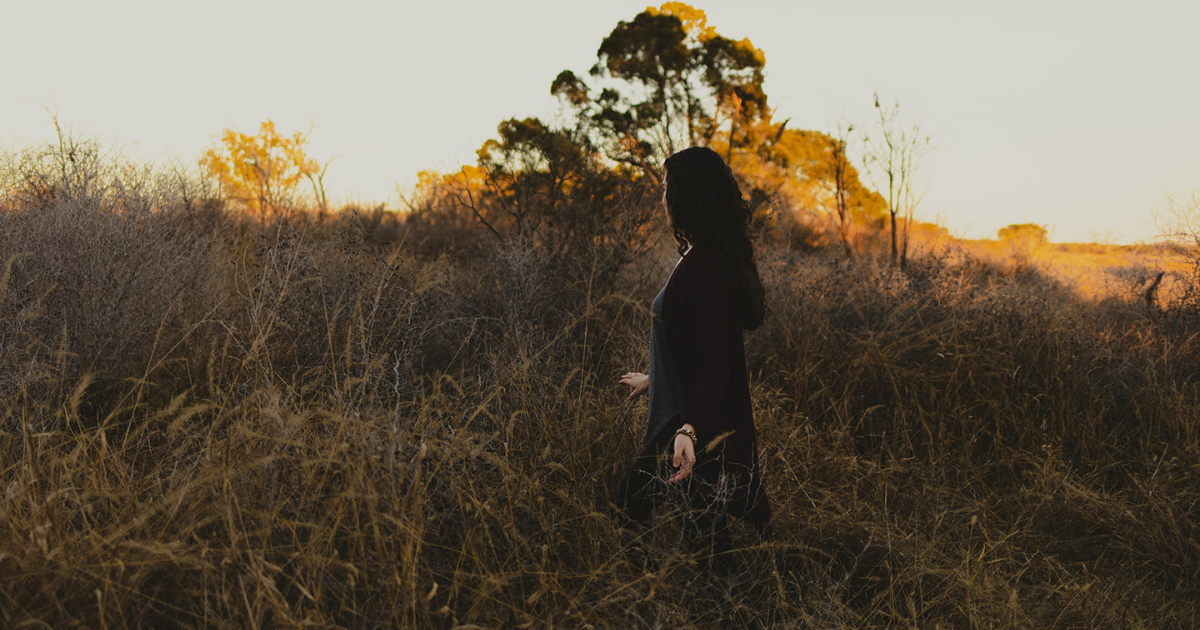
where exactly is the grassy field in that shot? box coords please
[3,141,1200,628]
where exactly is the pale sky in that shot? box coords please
[2,0,1196,243]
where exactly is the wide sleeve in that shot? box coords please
[678,254,733,442]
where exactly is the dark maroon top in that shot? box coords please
[659,246,772,534]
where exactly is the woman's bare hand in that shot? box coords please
[668,424,696,483]
[619,372,649,400]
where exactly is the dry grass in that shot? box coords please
[3,138,1200,628]
[946,237,1194,304]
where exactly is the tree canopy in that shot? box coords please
[998,223,1048,245]
[546,3,884,230]
[199,121,322,216]
[422,2,888,256]
[551,3,766,177]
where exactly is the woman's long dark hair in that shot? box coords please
[664,146,766,330]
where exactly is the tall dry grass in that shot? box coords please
[2,136,1200,628]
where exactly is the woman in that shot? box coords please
[617,146,772,558]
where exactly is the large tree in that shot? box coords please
[437,2,886,258]
[551,2,767,180]
[764,126,887,256]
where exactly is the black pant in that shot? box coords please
[617,426,733,564]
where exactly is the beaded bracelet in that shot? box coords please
[674,427,698,447]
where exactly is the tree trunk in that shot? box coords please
[889,210,898,264]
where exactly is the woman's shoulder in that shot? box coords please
[677,246,725,281]
[670,247,731,300]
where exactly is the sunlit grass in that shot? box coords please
[3,142,1200,628]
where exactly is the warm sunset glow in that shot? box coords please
[1,0,1195,243]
